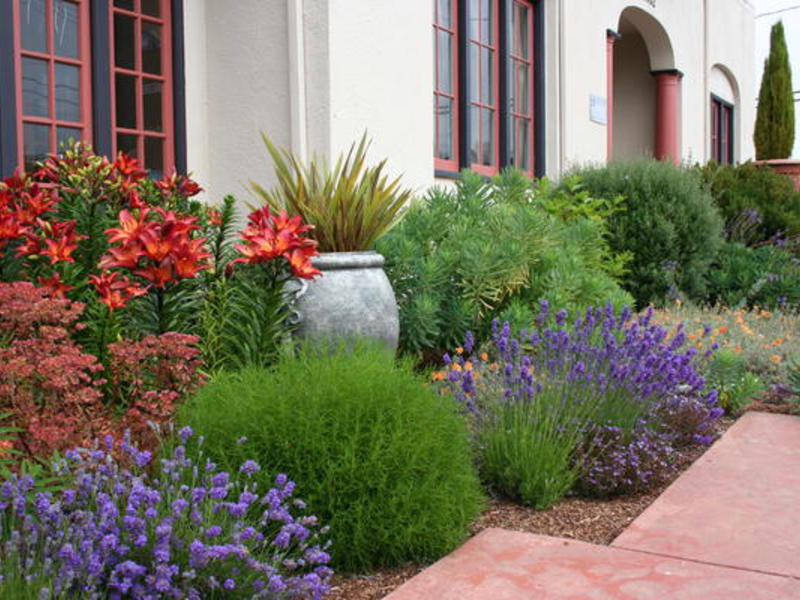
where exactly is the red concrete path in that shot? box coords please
[385,529,799,599]
[386,413,800,599]
[614,412,800,578]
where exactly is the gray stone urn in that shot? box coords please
[289,251,399,351]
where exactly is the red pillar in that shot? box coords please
[606,30,621,161]
[653,69,683,164]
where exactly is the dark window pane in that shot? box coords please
[145,137,163,177]
[117,132,138,157]
[114,0,135,9]
[481,107,494,164]
[115,73,137,128]
[469,0,479,41]
[55,63,81,122]
[436,0,451,28]
[469,43,478,103]
[437,31,452,94]
[481,0,493,45]
[53,0,79,58]
[22,57,49,118]
[436,97,453,160]
[23,123,51,171]
[512,2,530,59]
[469,105,479,164]
[141,21,162,74]
[143,79,162,131]
[512,60,529,114]
[57,126,83,151]
[20,0,47,53]
[481,47,494,104]
[513,117,531,171]
[114,14,136,69]
[141,0,160,16]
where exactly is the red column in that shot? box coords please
[606,30,621,161]
[653,70,683,164]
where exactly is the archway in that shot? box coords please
[610,7,680,163]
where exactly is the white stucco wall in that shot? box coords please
[324,0,433,193]
[183,0,756,199]
[612,31,656,161]
[548,0,754,174]
[183,0,292,204]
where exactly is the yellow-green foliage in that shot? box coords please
[377,170,633,357]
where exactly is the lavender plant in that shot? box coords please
[436,302,722,503]
[0,428,332,599]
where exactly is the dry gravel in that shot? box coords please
[326,416,736,600]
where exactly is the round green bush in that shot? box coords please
[574,160,724,307]
[180,345,484,572]
[697,161,800,242]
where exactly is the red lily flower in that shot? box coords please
[105,208,152,245]
[90,271,148,312]
[286,247,322,279]
[113,153,147,181]
[99,243,144,269]
[37,273,71,298]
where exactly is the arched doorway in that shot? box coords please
[610,7,679,163]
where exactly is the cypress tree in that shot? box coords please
[754,21,795,159]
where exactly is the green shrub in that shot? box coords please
[706,241,800,309]
[697,161,800,242]
[180,345,484,572]
[377,170,632,357]
[704,348,765,413]
[574,160,724,307]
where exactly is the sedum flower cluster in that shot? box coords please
[0,428,332,599]
[438,302,723,496]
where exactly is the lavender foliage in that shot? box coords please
[0,429,332,599]
[439,303,722,500]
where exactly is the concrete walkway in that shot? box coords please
[386,412,800,599]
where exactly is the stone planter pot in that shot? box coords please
[290,251,399,351]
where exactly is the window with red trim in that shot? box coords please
[434,0,459,171]
[711,96,733,165]
[14,0,92,171]
[111,0,174,178]
[433,0,537,177]
[508,0,534,175]
[467,0,499,175]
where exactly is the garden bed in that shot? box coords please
[327,415,736,600]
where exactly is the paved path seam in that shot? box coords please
[611,542,800,581]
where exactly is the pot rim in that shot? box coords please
[312,250,385,270]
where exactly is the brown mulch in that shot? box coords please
[327,416,736,600]
[745,386,800,415]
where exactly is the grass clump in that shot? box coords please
[180,344,484,573]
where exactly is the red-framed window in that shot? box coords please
[434,0,459,172]
[433,0,538,177]
[711,95,733,165]
[508,0,534,176]
[467,0,500,175]
[110,0,174,178]
[13,0,93,171]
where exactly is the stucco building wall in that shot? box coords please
[182,0,755,201]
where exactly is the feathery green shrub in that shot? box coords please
[180,344,484,572]
[696,161,800,243]
[377,170,632,357]
[705,241,800,309]
[574,160,724,307]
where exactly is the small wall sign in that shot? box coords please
[589,95,607,125]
